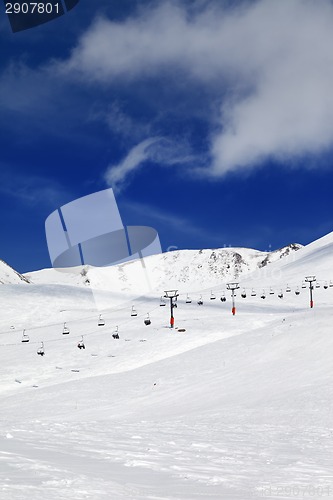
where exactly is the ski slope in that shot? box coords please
[0,233,333,499]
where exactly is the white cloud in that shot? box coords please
[104,137,195,190]
[62,0,333,176]
[104,138,159,189]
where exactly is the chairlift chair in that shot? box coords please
[185,294,192,304]
[144,313,151,326]
[301,282,307,289]
[278,290,284,299]
[210,291,216,300]
[112,326,120,339]
[131,306,138,317]
[324,282,328,289]
[62,322,70,335]
[295,286,300,295]
[98,314,105,327]
[241,289,246,299]
[37,342,45,356]
[220,293,226,303]
[261,290,266,299]
[160,296,166,307]
[197,295,203,305]
[251,289,256,297]
[286,285,291,292]
[329,280,333,287]
[77,336,85,349]
[21,329,29,343]
[315,282,321,288]
[269,288,274,295]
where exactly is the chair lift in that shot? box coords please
[144,313,151,326]
[210,291,216,300]
[286,285,291,292]
[131,306,138,317]
[295,286,300,295]
[220,293,226,303]
[63,322,70,335]
[37,342,45,356]
[186,294,192,304]
[77,336,85,349]
[112,326,120,339]
[160,296,166,307]
[315,282,320,288]
[269,288,274,295]
[251,289,256,297]
[98,314,105,327]
[197,295,203,305]
[330,280,333,287]
[241,289,246,299]
[301,282,307,289]
[21,329,29,343]
[278,290,283,299]
[324,282,328,289]
[261,290,266,299]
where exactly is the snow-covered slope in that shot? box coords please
[25,243,302,293]
[276,230,333,277]
[0,259,30,285]
[0,232,332,500]
[241,230,333,291]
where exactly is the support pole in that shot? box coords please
[305,276,316,309]
[170,297,175,327]
[310,285,314,309]
[164,290,179,328]
[231,290,236,316]
[227,283,240,316]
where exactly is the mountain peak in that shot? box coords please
[0,259,30,285]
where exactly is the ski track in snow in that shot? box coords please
[1,412,333,499]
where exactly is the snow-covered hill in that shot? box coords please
[0,259,30,285]
[25,242,302,293]
[242,230,333,291]
[0,232,332,499]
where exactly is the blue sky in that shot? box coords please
[1,0,333,273]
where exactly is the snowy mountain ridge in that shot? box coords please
[0,259,30,285]
[25,243,302,293]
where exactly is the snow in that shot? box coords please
[0,234,333,499]
[25,243,302,293]
[0,260,30,285]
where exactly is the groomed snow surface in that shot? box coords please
[1,233,333,499]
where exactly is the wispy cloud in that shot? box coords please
[121,198,224,245]
[61,0,333,177]
[90,102,153,143]
[0,168,72,208]
[104,137,196,191]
